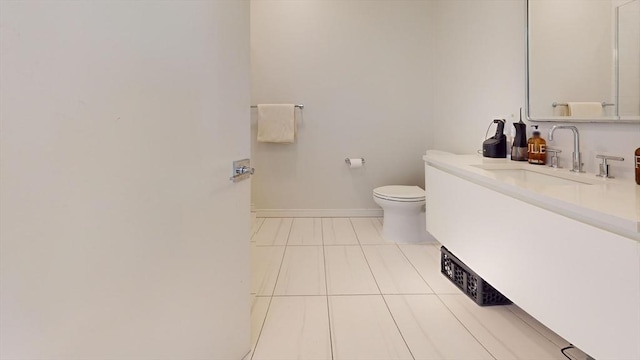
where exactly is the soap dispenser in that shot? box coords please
[527,126,546,165]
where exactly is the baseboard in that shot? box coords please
[255,208,383,218]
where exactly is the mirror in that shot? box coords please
[526,0,640,123]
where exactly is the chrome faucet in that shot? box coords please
[548,125,583,173]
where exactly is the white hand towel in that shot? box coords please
[257,104,296,143]
[567,102,603,117]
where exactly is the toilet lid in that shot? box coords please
[373,185,425,201]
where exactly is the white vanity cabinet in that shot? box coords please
[424,154,640,360]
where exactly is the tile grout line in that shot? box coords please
[253,244,362,247]
[250,217,266,242]
[273,218,295,294]
[321,219,335,360]
[250,218,295,360]
[428,241,497,358]
[252,218,578,360]
[260,293,440,297]
[283,218,293,246]
[434,293,498,360]
[260,293,446,297]
[396,244,436,294]
[252,217,271,245]
[504,305,580,358]
[348,218,417,360]
[433,244,569,359]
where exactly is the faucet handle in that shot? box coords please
[547,148,562,168]
[596,154,624,179]
[596,154,624,161]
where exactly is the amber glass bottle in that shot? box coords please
[528,130,546,165]
[635,147,640,185]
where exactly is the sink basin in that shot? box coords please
[484,169,593,185]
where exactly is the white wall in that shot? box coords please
[250,0,638,212]
[0,1,250,359]
[250,0,433,212]
[430,0,526,153]
[432,0,640,180]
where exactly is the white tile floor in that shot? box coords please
[246,217,589,360]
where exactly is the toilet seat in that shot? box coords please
[373,185,425,202]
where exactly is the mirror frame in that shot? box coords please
[524,0,640,123]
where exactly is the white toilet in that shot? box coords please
[373,185,431,243]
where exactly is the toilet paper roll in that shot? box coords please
[348,158,363,168]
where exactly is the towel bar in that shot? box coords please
[345,158,365,165]
[251,104,304,109]
[552,102,614,108]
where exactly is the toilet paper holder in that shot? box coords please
[345,158,365,165]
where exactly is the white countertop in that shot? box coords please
[423,153,640,241]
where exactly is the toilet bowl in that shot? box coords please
[373,185,431,243]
